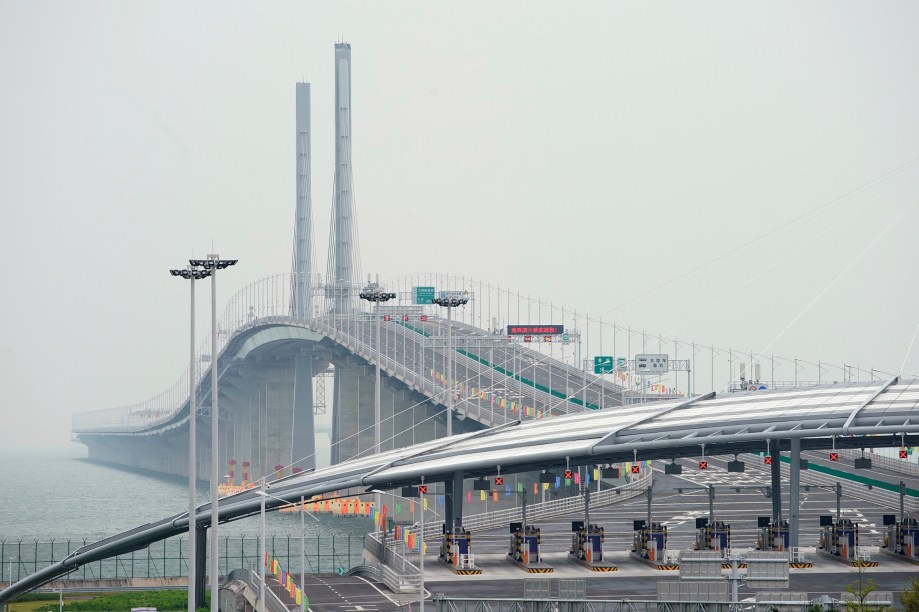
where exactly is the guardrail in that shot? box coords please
[362,532,421,594]
[744,454,919,514]
[838,448,919,477]
[223,568,289,612]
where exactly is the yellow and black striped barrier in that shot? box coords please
[789,562,813,568]
[851,561,879,568]
[526,567,554,573]
[590,566,618,572]
[655,564,680,571]
[454,569,483,575]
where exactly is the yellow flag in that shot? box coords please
[480,490,486,501]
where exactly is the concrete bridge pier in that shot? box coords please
[330,355,450,464]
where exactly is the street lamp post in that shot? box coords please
[260,478,266,612]
[359,280,397,526]
[255,486,320,612]
[170,265,212,612]
[432,294,469,437]
[369,488,425,612]
[190,254,237,612]
[358,279,397,456]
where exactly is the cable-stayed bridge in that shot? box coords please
[6,40,909,609]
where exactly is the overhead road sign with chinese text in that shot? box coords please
[594,356,614,374]
[636,354,669,374]
[414,286,435,304]
[507,324,564,336]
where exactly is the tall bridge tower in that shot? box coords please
[292,82,313,320]
[326,42,360,313]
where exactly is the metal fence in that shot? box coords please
[0,534,362,584]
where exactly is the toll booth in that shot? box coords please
[755,517,789,552]
[693,518,731,554]
[438,526,481,574]
[569,521,617,571]
[817,517,874,566]
[881,515,919,564]
[631,520,676,569]
[508,522,553,573]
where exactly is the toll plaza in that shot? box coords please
[881,513,919,564]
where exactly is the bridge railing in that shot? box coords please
[362,532,421,593]
[72,270,890,433]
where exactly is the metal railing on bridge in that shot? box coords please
[71,271,897,434]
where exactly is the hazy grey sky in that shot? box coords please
[2,1,918,449]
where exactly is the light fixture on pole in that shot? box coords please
[432,294,469,437]
[170,264,212,612]
[190,254,237,612]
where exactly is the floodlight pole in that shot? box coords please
[432,294,469,438]
[209,254,219,612]
[170,265,211,612]
[260,478,266,612]
[187,253,236,612]
[187,273,198,612]
[358,279,396,526]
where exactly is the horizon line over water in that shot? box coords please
[0,447,367,543]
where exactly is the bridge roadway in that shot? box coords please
[327,312,625,424]
[9,379,919,606]
[72,311,627,478]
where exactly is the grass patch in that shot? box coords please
[10,591,208,612]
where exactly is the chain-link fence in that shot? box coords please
[0,535,362,584]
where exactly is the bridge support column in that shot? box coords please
[444,470,464,530]
[770,439,782,522]
[292,350,316,471]
[789,437,800,551]
[195,524,207,609]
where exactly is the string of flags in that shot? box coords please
[264,552,305,606]
[430,368,548,419]
[610,369,684,397]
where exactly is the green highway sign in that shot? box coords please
[594,355,614,374]
[414,286,435,305]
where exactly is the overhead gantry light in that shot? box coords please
[189,257,238,270]
[359,283,397,302]
[432,296,468,307]
[170,268,212,280]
